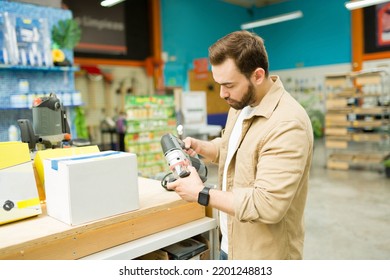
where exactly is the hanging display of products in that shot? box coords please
[14,16,52,67]
[0,12,18,65]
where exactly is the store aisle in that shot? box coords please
[205,139,390,260]
[304,140,390,260]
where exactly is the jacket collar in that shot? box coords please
[229,75,285,122]
[251,75,285,119]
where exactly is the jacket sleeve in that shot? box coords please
[210,137,222,164]
[233,119,313,224]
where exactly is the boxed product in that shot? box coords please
[0,12,19,65]
[162,238,207,260]
[0,142,42,225]
[14,16,52,66]
[33,145,100,202]
[44,151,139,225]
[34,145,100,188]
[136,235,210,260]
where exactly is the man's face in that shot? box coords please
[211,58,256,110]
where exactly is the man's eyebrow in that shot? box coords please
[217,82,234,86]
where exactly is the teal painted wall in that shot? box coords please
[161,0,250,87]
[251,0,351,70]
[161,0,352,88]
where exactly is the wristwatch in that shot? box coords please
[198,186,211,206]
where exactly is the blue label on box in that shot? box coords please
[51,151,121,170]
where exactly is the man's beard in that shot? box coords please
[225,82,256,110]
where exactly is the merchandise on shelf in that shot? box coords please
[324,69,390,171]
[0,12,18,65]
[14,15,53,67]
[124,95,177,178]
[0,1,78,142]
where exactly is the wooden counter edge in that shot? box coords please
[0,202,205,260]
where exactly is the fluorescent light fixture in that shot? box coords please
[241,10,303,30]
[345,0,390,10]
[101,0,126,7]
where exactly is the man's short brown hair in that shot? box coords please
[208,30,269,78]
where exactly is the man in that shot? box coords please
[167,31,313,260]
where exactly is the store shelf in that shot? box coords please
[81,217,218,260]
[0,91,83,109]
[0,64,79,72]
[0,3,80,141]
[124,95,177,178]
[324,69,390,170]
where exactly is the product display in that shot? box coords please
[325,69,390,170]
[14,16,52,67]
[124,95,177,178]
[0,12,53,67]
[0,1,78,144]
[0,12,18,65]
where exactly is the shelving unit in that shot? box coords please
[0,64,79,71]
[324,69,390,170]
[0,64,82,109]
[0,1,78,141]
[124,95,177,178]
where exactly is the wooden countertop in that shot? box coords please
[0,177,205,260]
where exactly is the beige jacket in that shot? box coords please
[211,76,313,259]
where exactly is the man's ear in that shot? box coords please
[253,68,265,84]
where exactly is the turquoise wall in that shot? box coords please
[251,0,351,70]
[161,0,250,87]
[161,0,352,88]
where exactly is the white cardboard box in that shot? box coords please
[44,151,139,225]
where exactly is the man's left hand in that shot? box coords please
[166,165,204,202]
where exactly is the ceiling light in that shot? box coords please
[241,11,303,30]
[101,0,126,7]
[345,0,390,10]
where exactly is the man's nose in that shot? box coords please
[220,86,229,99]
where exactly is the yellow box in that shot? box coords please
[0,142,31,170]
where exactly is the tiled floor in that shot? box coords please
[205,139,390,260]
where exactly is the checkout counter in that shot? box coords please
[0,177,218,260]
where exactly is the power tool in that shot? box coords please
[160,133,208,190]
[18,93,71,150]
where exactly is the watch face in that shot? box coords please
[198,187,210,206]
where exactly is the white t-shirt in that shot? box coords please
[220,105,254,254]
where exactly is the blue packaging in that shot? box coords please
[0,12,19,65]
[14,16,52,67]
